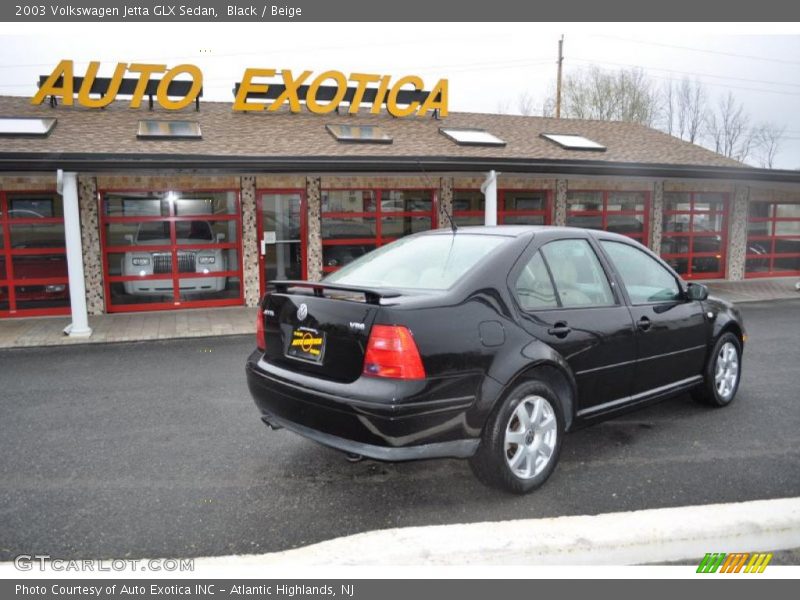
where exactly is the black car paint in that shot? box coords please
[246,226,745,460]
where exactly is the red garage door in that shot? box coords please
[100,190,244,312]
[0,191,69,318]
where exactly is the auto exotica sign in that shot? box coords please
[32,60,449,117]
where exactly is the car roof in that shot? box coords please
[422,224,640,243]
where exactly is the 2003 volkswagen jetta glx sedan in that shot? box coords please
[246,226,745,493]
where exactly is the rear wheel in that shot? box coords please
[692,332,742,407]
[469,380,564,494]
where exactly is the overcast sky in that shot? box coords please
[1,23,799,168]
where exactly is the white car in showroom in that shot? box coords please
[122,220,228,296]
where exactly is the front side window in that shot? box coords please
[601,241,681,304]
[540,239,615,308]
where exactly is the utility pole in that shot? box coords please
[555,35,564,119]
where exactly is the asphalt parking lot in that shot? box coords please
[1,298,799,561]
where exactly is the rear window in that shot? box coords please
[324,233,509,290]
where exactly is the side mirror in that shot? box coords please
[124,234,134,245]
[216,233,226,243]
[686,282,709,301]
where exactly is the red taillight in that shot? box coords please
[363,325,426,380]
[256,310,266,352]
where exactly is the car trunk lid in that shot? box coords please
[260,281,400,383]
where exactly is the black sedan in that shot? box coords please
[246,226,745,493]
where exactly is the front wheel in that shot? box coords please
[469,380,565,494]
[692,332,742,407]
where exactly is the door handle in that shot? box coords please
[547,321,572,338]
[637,316,652,331]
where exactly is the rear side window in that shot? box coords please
[325,233,509,290]
[601,241,681,304]
[541,239,615,307]
[515,251,558,310]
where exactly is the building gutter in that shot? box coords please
[2,153,800,184]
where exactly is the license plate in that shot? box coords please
[287,327,326,363]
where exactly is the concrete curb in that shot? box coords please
[195,497,800,566]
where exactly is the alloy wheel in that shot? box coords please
[504,395,558,479]
[714,341,740,401]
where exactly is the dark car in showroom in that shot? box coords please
[246,226,745,493]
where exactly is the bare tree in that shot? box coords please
[495,98,511,115]
[678,78,706,143]
[752,123,786,168]
[560,66,658,126]
[661,81,676,136]
[705,92,753,162]
[541,95,556,118]
[517,91,536,116]
[660,78,706,142]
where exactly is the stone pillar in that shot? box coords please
[554,179,568,226]
[240,176,260,307]
[725,185,750,281]
[437,177,453,228]
[649,181,664,254]
[78,175,104,315]
[306,176,323,282]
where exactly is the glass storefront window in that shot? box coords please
[322,190,376,213]
[101,190,243,311]
[661,191,728,279]
[321,189,435,272]
[258,192,306,295]
[453,189,551,227]
[745,201,800,278]
[321,217,377,240]
[566,190,648,243]
[1,192,69,317]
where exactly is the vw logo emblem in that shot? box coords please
[297,303,308,321]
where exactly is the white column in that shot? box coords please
[481,170,499,226]
[60,171,92,337]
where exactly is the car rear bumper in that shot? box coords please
[245,351,482,461]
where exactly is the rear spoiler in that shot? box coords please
[270,280,402,304]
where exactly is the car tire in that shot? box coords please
[691,332,742,407]
[469,380,565,494]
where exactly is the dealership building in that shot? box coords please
[1,89,800,329]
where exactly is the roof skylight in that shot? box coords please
[440,128,506,146]
[325,124,392,144]
[137,120,202,139]
[541,133,606,151]
[0,117,57,137]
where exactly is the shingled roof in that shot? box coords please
[0,94,744,168]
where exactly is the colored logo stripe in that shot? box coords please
[697,552,772,573]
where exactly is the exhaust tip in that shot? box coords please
[261,416,283,430]
[344,452,364,463]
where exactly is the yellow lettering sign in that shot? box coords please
[32,60,449,117]
[230,69,447,117]
[32,59,75,106]
[31,60,203,110]
[232,68,276,111]
[157,64,203,110]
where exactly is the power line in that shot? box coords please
[0,33,518,71]
[571,57,800,90]
[569,57,800,98]
[588,34,800,67]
